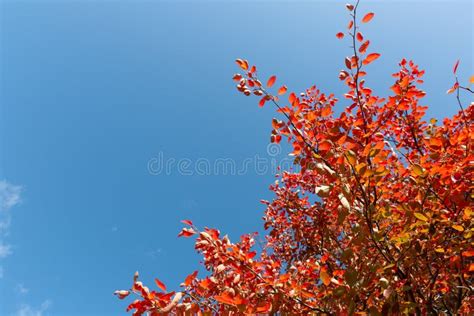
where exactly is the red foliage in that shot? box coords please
[116,2,473,315]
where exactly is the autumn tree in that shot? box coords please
[116,2,473,314]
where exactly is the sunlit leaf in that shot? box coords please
[362,53,381,65]
[362,12,375,23]
[267,75,277,88]
[320,270,331,286]
[278,85,288,95]
[181,219,193,226]
[414,212,428,222]
[155,278,167,292]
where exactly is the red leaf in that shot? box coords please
[271,134,282,144]
[178,227,196,237]
[181,219,193,226]
[362,12,375,23]
[446,82,459,94]
[256,301,272,313]
[155,278,167,292]
[214,292,237,306]
[232,74,242,81]
[359,40,370,54]
[356,32,363,42]
[362,53,381,65]
[319,140,332,151]
[267,75,277,88]
[336,32,345,39]
[184,271,198,286]
[347,20,353,30]
[278,85,288,95]
[259,97,267,107]
[345,57,352,69]
[235,59,248,71]
[114,290,130,299]
[453,59,460,74]
[289,92,297,104]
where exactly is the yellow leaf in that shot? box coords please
[412,164,424,176]
[345,150,357,166]
[435,248,445,253]
[452,225,464,232]
[414,212,428,222]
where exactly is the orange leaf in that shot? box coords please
[336,32,344,39]
[462,250,474,257]
[256,301,272,313]
[321,106,332,117]
[235,59,248,71]
[347,20,353,30]
[214,292,236,306]
[362,12,375,23]
[267,75,277,88]
[469,75,474,84]
[362,53,381,65]
[155,278,167,292]
[184,271,198,286]
[278,85,288,95]
[320,270,331,286]
[289,92,297,104]
[319,140,332,151]
[446,82,459,94]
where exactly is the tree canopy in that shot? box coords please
[116,2,473,314]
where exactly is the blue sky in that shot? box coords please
[0,0,472,315]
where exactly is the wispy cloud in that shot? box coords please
[15,283,30,295]
[14,300,52,316]
[146,248,163,259]
[0,242,13,258]
[0,180,22,212]
[0,180,22,265]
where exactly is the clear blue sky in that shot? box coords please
[0,0,472,315]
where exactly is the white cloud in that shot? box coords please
[0,180,22,212]
[0,242,13,258]
[146,248,163,259]
[16,283,30,295]
[14,300,52,316]
[0,180,22,262]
